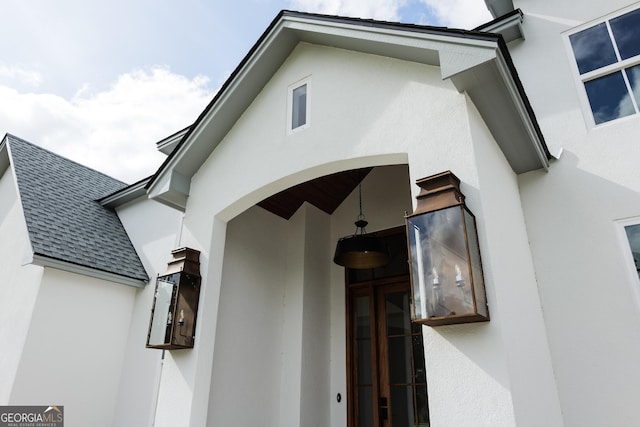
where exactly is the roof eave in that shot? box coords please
[146,11,549,209]
[99,177,151,209]
[475,9,524,43]
[32,253,148,288]
[484,0,515,19]
[156,126,191,155]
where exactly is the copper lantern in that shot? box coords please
[405,171,489,326]
[146,247,201,349]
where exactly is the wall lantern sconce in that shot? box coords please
[334,183,390,269]
[405,171,489,326]
[146,247,201,349]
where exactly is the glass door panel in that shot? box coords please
[382,289,430,427]
[348,283,430,427]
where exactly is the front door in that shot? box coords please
[346,230,430,427]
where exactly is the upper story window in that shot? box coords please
[568,7,640,125]
[288,77,310,133]
[624,222,640,280]
[292,84,307,128]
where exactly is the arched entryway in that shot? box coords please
[207,164,414,426]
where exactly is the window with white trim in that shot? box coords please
[568,7,640,125]
[287,77,310,133]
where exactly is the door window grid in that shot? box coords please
[383,291,429,426]
[567,7,640,125]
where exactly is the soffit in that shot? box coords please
[257,168,372,220]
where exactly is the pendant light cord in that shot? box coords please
[355,183,368,234]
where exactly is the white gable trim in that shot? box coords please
[146,12,549,210]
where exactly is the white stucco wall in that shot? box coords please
[9,268,136,427]
[153,40,561,426]
[206,202,332,427]
[511,1,640,426]
[206,205,288,426]
[112,197,182,427]
[0,167,43,404]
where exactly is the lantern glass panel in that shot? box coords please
[407,206,475,321]
[148,274,178,346]
[464,209,488,318]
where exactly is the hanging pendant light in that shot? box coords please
[333,182,390,269]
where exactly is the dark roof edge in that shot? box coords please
[156,125,192,155]
[4,133,127,188]
[145,10,503,191]
[99,176,151,208]
[494,35,552,160]
[145,11,288,190]
[474,8,523,31]
[32,252,149,288]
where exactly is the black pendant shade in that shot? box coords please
[333,184,390,269]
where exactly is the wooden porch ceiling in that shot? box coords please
[257,167,373,220]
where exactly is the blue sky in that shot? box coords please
[0,0,492,182]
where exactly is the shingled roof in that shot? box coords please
[3,134,148,287]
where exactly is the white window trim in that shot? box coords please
[615,216,640,308]
[563,3,640,129]
[287,76,311,135]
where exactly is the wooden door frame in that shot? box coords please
[346,275,412,427]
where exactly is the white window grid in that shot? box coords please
[564,3,640,128]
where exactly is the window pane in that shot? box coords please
[357,339,373,384]
[413,335,427,383]
[292,84,307,128]
[584,71,634,124]
[416,385,430,426]
[356,296,371,339]
[610,8,640,60]
[386,292,411,335]
[626,64,640,107]
[358,386,374,427]
[390,386,414,427]
[624,224,640,280]
[570,23,617,74]
[388,336,412,384]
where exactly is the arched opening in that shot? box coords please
[207,164,413,426]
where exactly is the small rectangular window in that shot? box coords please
[567,7,640,126]
[624,223,640,280]
[287,77,310,133]
[292,84,307,129]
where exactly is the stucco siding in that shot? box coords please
[9,268,136,427]
[208,205,288,426]
[169,41,532,426]
[512,1,640,425]
[112,197,182,427]
[0,167,43,404]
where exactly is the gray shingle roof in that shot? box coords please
[5,134,148,283]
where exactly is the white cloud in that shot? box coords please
[0,65,43,87]
[287,0,491,27]
[288,0,405,21]
[419,0,492,29]
[0,67,214,183]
